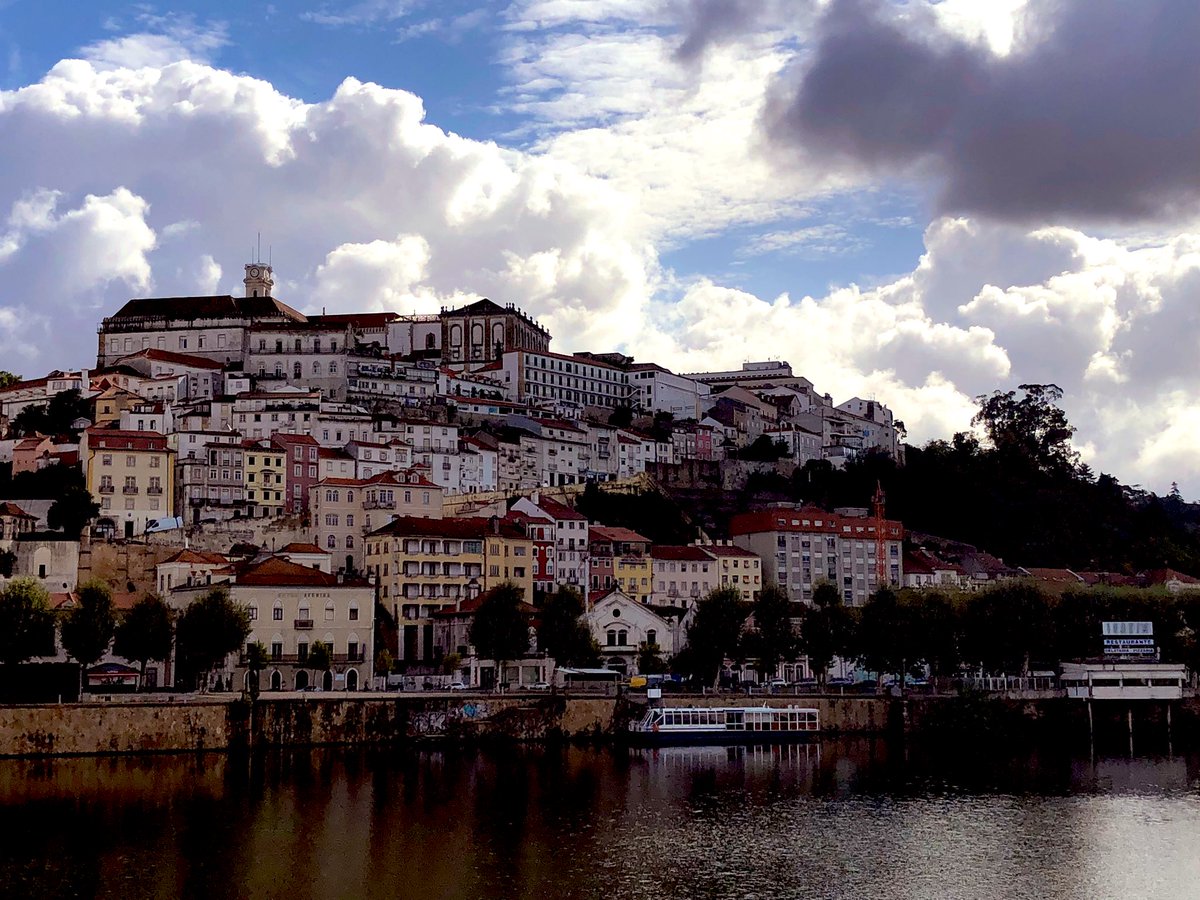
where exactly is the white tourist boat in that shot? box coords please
[629,705,820,745]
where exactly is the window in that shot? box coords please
[271,642,283,660]
[646,629,656,647]
[327,535,336,549]
[346,535,354,548]
[349,605,359,621]
[325,603,335,621]
[101,454,112,466]
[249,606,258,620]
[273,604,283,621]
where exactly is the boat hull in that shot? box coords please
[626,730,820,747]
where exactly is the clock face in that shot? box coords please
[250,267,261,278]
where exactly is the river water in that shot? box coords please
[1,740,1198,899]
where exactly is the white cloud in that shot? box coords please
[4,49,1200,498]
[78,17,229,69]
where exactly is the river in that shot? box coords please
[1,740,1198,899]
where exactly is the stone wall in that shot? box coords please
[0,700,236,756]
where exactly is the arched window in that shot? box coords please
[295,338,302,352]
[293,362,302,378]
[425,333,436,349]
[618,629,628,645]
[606,629,616,646]
[450,324,462,346]
[325,604,335,622]
[329,361,337,374]
[313,361,320,374]
[346,535,354,548]
[327,535,336,549]
[646,629,657,648]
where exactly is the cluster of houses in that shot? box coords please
[9,258,1130,692]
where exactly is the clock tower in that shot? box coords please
[244,263,274,298]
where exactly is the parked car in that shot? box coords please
[767,678,789,691]
[528,681,551,691]
[448,681,468,692]
[827,677,853,687]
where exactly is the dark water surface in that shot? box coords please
[2,740,1199,899]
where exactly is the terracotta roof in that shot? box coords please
[729,508,903,541]
[306,312,399,328]
[368,515,527,540]
[0,501,36,519]
[694,543,757,558]
[271,432,319,445]
[318,470,440,489]
[235,556,368,587]
[589,526,650,544]
[440,298,510,318]
[651,545,713,562]
[87,428,169,452]
[1023,567,1083,584]
[431,587,538,617]
[117,348,223,370]
[1144,568,1200,586]
[161,548,229,566]
[528,495,586,521]
[279,542,328,555]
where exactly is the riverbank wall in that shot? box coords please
[1,694,1196,758]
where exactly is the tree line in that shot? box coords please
[0,579,255,693]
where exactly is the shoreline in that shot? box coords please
[0,692,1194,759]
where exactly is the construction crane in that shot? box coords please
[873,481,888,587]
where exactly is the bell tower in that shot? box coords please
[244,262,274,298]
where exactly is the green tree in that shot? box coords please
[308,640,332,675]
[607,405,634,428]
[48,485,102,536]
[910,590,962,678]
[174,588,251,691]
[469,582,532,690]
[538,587,599,666]
[678,586,749,688]
[0,550,15,578]
[375,648,394,677]
[636,641,667,675]
[0,371,20,389]
[10,388,91,437]
[244,641,267,700]
[960,583,1053,674]
[742,585,798,680]
[799,581,854,687]
[856,588,921,690]
[0,578,55,668]
[973,383,1079,473]
[59,580,117,689]
[114,594,174,690]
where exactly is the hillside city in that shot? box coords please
[0,261,1196,696]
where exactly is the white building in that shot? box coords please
[587,588,677,676]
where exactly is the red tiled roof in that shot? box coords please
[0,501,36,519]
[279,542,328,555]
[236,556,368,587]
[589,526,650,544]
[529,495,586,521]
[271,432,319,445]
[368,515,527,540]
[87,428,169,452]
[1024,567,1083,584]
[1144,568,1200,586]
[431,588,538,617]
[117,348,224,370]
[107,294,305,323]
[694,543,756,557]
[729,508,903,540]
[651,545,713,562]
[161,548,229,566]
[318,469,440,489]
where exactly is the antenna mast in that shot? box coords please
[873,481,888,588]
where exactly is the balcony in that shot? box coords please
[294,619,314,630]
[147,486,163,495]
[122,486,139,495]
[243,652,366,666]
[98,485,115,494]
[363,498,393,510]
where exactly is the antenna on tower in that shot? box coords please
[269,245,272,267]
[257,232,262,264]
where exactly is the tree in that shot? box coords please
[538,587,599,666]
[10,388,91,437]
[607,405,634,428]
[59,580,117,689]
[469,582,532,690]
[737,434,789,462]
[48,485,101,536]
[799,581,854,686]
[637,641,667,675]
[375,648,394,677]
[960,583,1053,674]
[856,588,921,691]
[742,585,798,680]
[0,371,20,389]
[678,586,748,688]
[308,640,332,676]
[245,641,267,700]
[973,383,1078,473]
[174,588,251,691]
[114,594,174,690]
[0,578,55,668]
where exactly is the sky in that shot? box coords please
[1,1,1199,495]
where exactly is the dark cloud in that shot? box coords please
[763,0,1200,224]
[672,0,811,64]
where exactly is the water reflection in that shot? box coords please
[0,741,1198,899]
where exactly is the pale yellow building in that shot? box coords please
[365,516,533,664]
[84,428,175,538]
[311,469,443,575]
[242,439,286,518]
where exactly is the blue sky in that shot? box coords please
[3,0,1200,495]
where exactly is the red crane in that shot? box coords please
[873,481,888,587]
